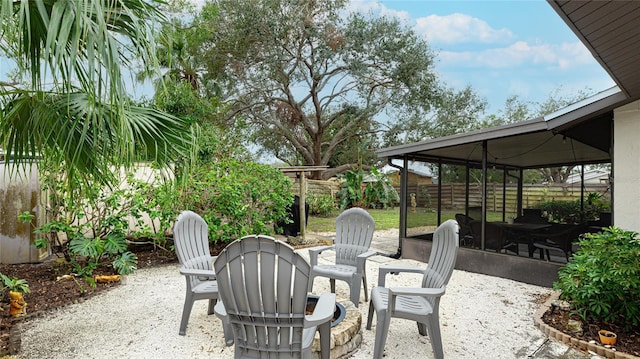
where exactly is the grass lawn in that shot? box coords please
[307,208,505,232]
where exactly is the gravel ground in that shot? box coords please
[16,232,571,359]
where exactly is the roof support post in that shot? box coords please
[299,170,306,240]
[465,165,470,217]
[502,167,507,222]
[398,156,409,255]
[481,140,488,250]
[437,161,442,225]
[610,119,614,225]
[580,165,585,223]
[517,169,523,216]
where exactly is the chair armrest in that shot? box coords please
[388,286,446,297]
[179,268,217,280]
[377,265,426,287]
[388,286,446,314]
[308,245,335,267]
[356,250,379,272]
[305,293,336,327]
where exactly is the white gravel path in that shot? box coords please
[16,233,567,359]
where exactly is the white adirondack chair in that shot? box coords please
[366,219,459,359]
[308,207,376,307]
[214,235,335,359]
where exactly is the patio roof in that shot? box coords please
[378,1,640,169]
[377,88,615,168]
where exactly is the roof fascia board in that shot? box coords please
[377,120,548,158]
[543,86,620,121]
[546,89,626,132]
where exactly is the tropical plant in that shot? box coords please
[0,0,193,187]
[23,160,159,278]
[554,227,640,329]
[363,168,399,209]
[337,169,366,209]
[1,274,30,294]
[337,168,399,210]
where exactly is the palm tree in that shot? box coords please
[0,0,193,184]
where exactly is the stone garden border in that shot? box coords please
[533,292,638,359]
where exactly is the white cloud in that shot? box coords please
[439,40,593,70]
[415,13,514,44]
[346,0,412,23]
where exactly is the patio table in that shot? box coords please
[495,223,552,257]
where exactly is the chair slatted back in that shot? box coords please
[174,211,214,287]
[422,220,459,294]
[334,208,375,266]
[214,235,311,358]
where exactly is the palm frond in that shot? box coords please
[0,89,193,183]
[1,0,163,103]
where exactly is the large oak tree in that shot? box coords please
[199,0,441,179]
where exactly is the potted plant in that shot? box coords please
[2,274,31,317]
[598,329,617,345]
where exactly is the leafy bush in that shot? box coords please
[337,169,365,209]
[539,194,609,224]
[307,193,336,216]
[175,159,294,243]
[363,168,399,209]
[554,227,640,329]
[539,200,581,223]
[337,168,399,210]
[26,161,142,279]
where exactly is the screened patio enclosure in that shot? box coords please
[378,90,616,266]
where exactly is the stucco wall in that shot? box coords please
[613,100,640,233]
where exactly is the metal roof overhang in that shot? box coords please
[377,89,622,168]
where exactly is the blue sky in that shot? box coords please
[349,0,616,113]
[1,1,616,115]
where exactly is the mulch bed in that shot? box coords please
[541,306,640,357]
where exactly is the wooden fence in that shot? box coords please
[291,179,340,198]
[402,183,610,213]
[288,178,610,214]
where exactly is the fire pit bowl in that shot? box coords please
[306,295,346,327]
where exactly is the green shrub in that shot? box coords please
[539,195,608,224]
[307,193,336,216]
[337,169,365,209]
[27,161,141,280]
[337,168,399,210]
[363,168,399,209]
[175,159,294,243]
[539,200,581,223]
[554,227,640,329]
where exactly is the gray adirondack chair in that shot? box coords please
[214,235,335,359]
[308,207,376,307]
[366,219,459,359]
[173,211,231,343]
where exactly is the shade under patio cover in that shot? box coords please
[377,89,618,169]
